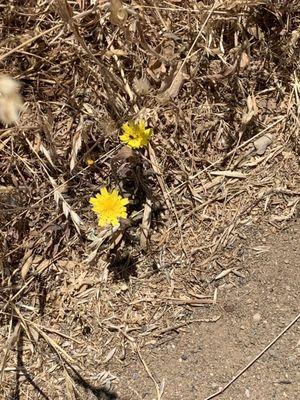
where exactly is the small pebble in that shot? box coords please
[253,313,261,322]
[277,379,292,384]
[245,388,250,398]
[269,349,278,358]
[181,353,188,361]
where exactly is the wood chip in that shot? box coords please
[161,62,188,100]
[140,197,152,250]
[214,268,233,280]
[210,171,247,179]
[21,252,34,280]
[254,134,273,155]
[103,347,117,363]
[0,185,14,193]
[110,0,127,26]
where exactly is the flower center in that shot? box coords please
[103,198,118,211]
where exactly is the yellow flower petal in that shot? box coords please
[120,211,127,219]
[121,198,129,206]
[100,187,108,196]
[138,120,145,130]
[145,128,152,138]
[98,218,105,227]
[111,218,119,226]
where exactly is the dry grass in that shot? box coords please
[0,0,299,399]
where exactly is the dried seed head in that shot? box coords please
[0,95,23,125]
[291,28,300,47]
[98,117,117,137]
[0,75,23,125]
[110,0,128,26]
[0,75,20,96]
[133,76,151,96]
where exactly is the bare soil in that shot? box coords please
[1,2,300,400]
[113,220,300,400]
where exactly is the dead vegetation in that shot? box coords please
[0,0,299,399]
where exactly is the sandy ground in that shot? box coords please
[112,219,300,400]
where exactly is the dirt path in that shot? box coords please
[114,220,300,400]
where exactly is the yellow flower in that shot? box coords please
[89,188,128,227]
[119,120,152,149]
[86,159,94,166]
